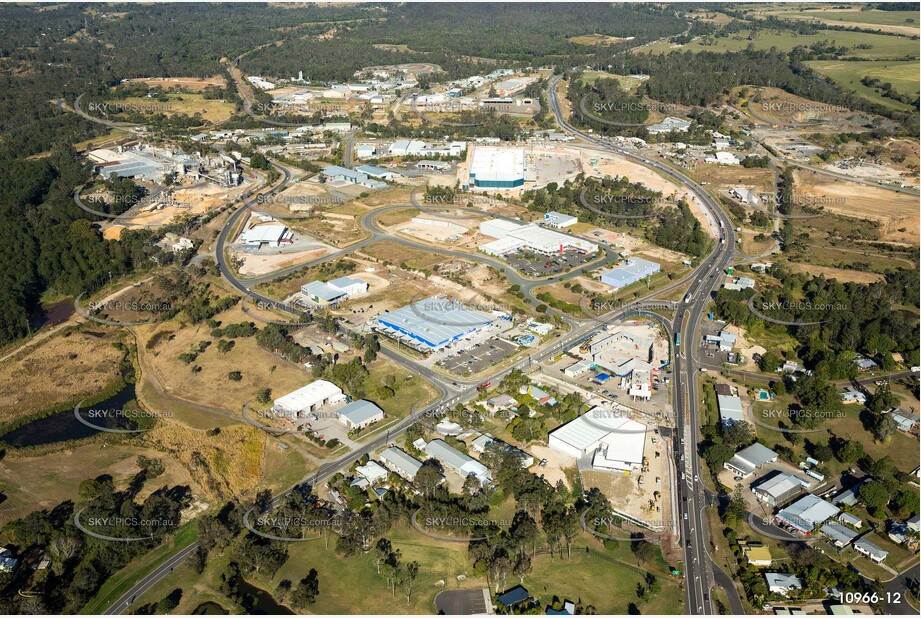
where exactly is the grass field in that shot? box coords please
[0,326,126,425]
[0,443,198,527]
[120,523,684,615]
[577,70,646,92]
[106,93,235,124]
[774,8,920,35]
[750,397,920,478]
[644,28,920,60]
[805,59,920,110]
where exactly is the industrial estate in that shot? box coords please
[0,2,918,617]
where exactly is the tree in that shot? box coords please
[870,413,897,442]
[402,561,419,602]
[723,486,747,527]
[857,481,889,514]
[834,438,864,464]
[513,554,532,584]
[373,538,393,575]
[868,381,896,413]
[290,568,320,608]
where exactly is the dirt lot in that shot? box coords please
[0,327,125,424]
[793,170,920,244]
[236,247,332,276]
[102,180,256,232]
[580,428,671,532]
[787,263,885,284]
[124,76,226,92]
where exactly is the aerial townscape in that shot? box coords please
[0,1,919,617]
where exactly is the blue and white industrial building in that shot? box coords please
[468,146,525,188]
[600,257,661,290]
[373,296,494,353]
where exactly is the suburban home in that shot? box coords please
[765,573,803,596]
[355,460,389,484]
[838,512,863,529]
[821,522,859,549]
[853,537,889,564]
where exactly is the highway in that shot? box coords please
[548,73,744,615]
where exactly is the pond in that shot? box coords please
[236,578,294,615]
[0,384,140,448]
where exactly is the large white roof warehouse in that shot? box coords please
[479,219,598,257]
[549,406,646,470]
[273,380,346,419]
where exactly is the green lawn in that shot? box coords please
[805,59,919,110]
[120,523,684,614]
[644,28,920,60]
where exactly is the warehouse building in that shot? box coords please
[775,494,839,535]
[337,399,384,430]
[717,394,745,426]
[478,219,598,257]
[273,380,346,420]
[239,224,293,248]
[300,276,368,306]
[469,146,525,188]
[542,211,578,229]
[548,406,646,472]
[320,165,387,190]
[600,258,661,290]
[380,447,424,482]
[753,472,807,506]
[724,442,778,478]
[389,139,427,156]
[373,296,493,353]
[424,439,491,484]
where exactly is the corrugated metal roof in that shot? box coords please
[338,400,383,425]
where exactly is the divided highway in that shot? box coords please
[548,74,744,615]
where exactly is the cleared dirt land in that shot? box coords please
[793,170,920,245]
[0,327,125,424]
